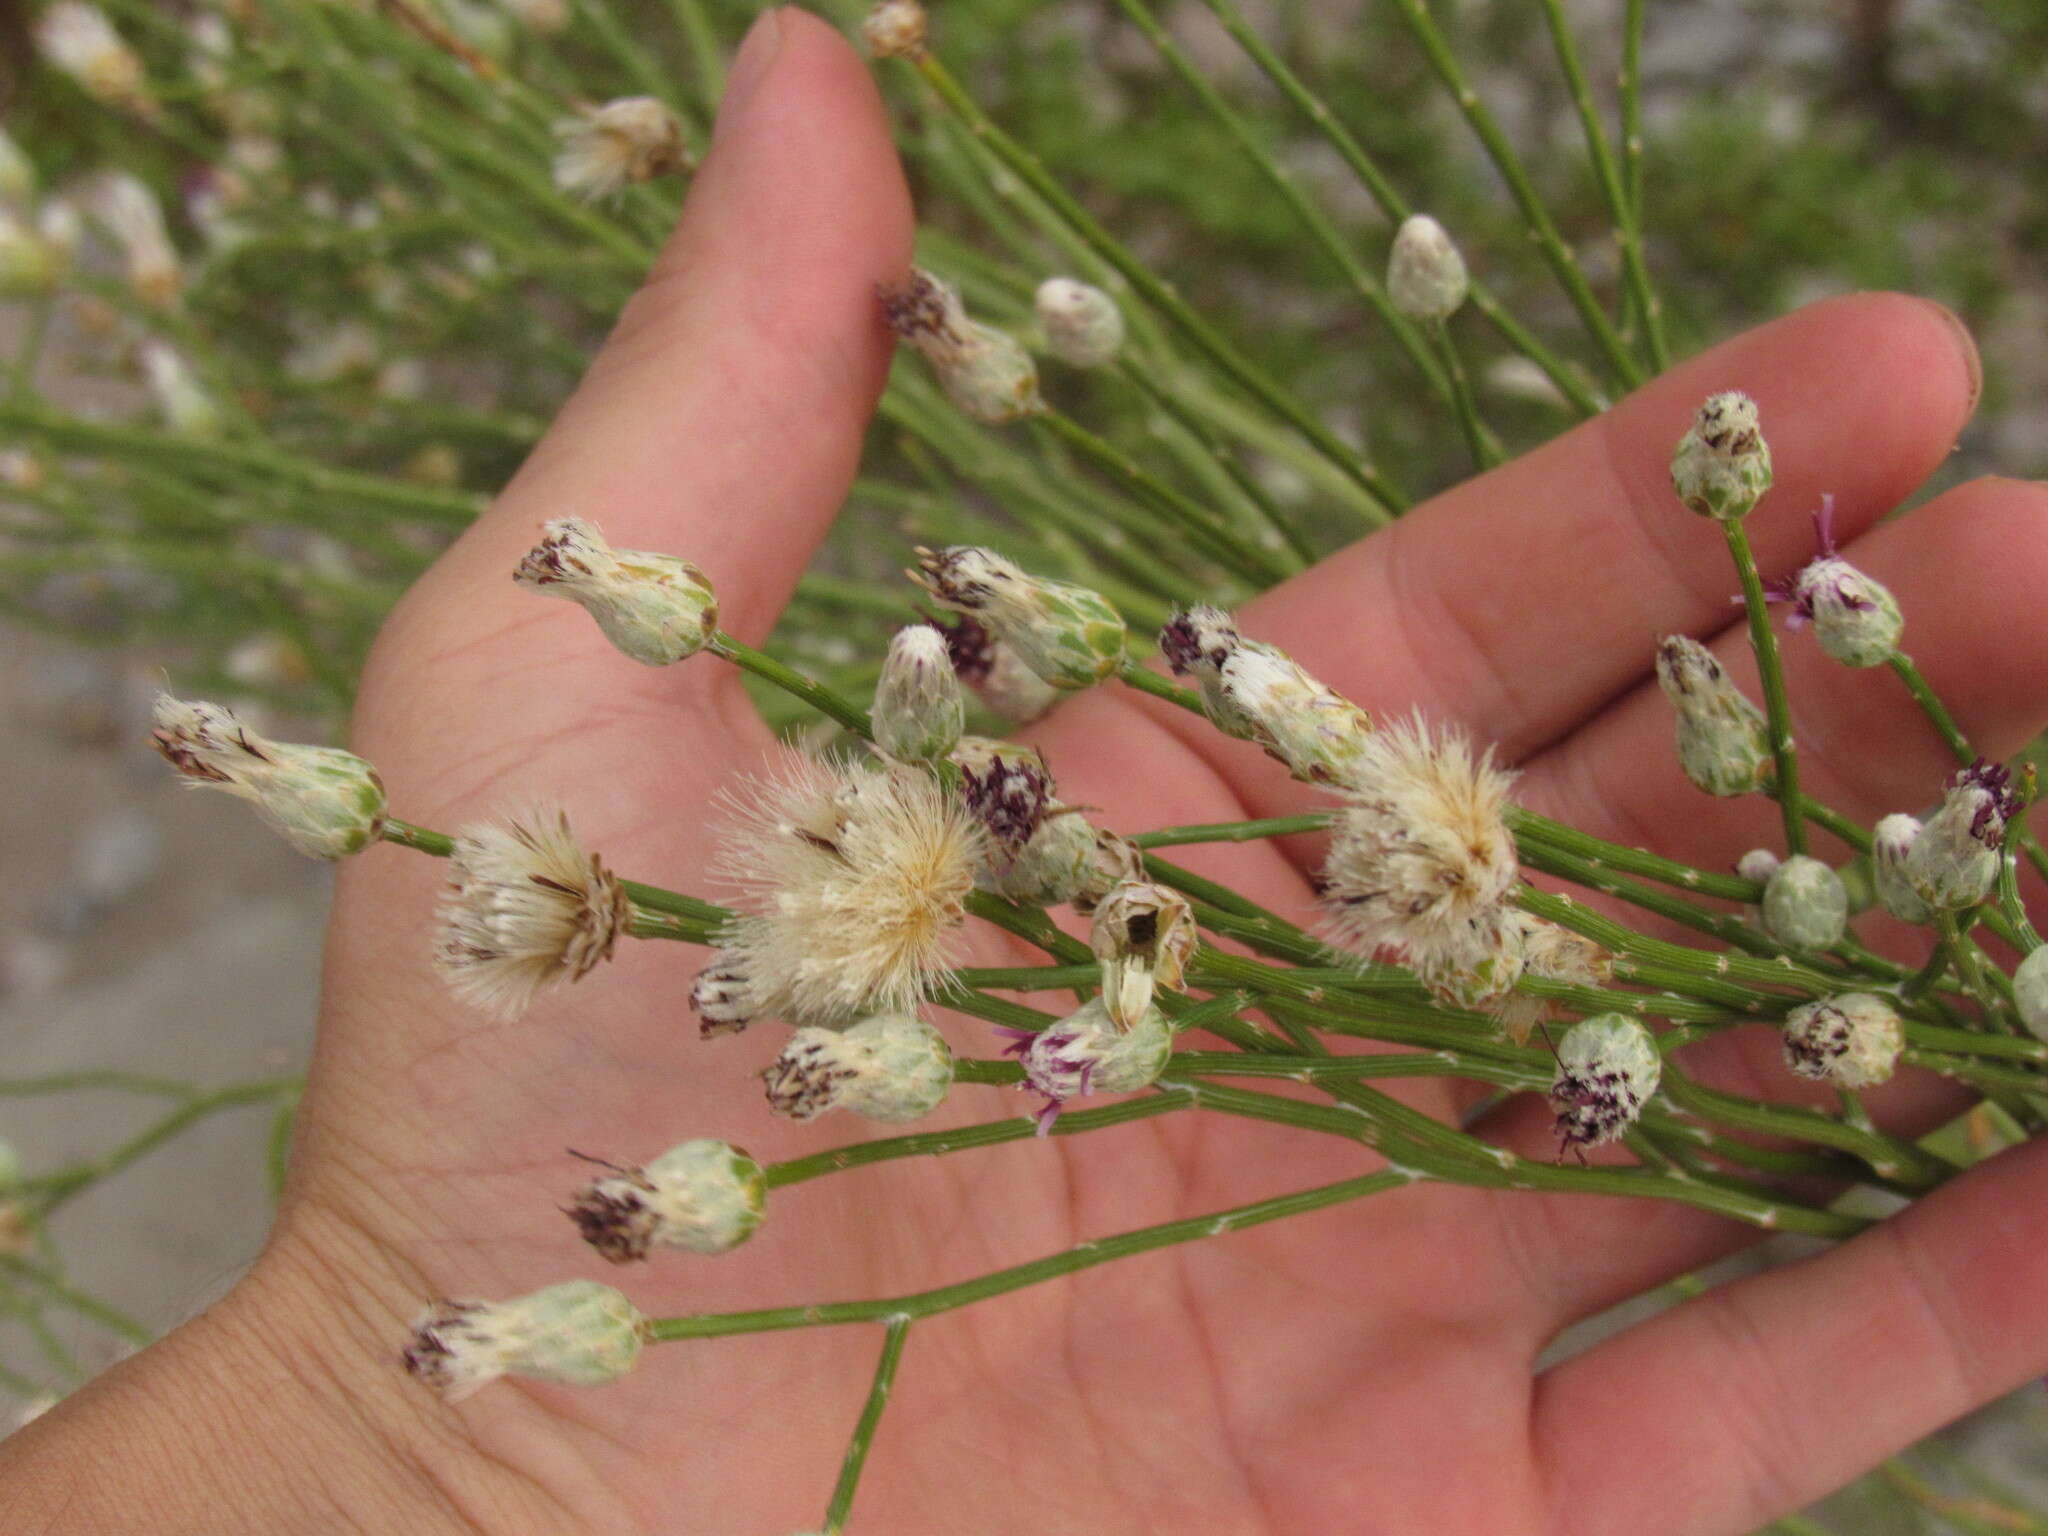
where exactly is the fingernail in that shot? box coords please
[716,9,786,142]
[1919,297,1982,417]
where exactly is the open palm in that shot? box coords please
[213,13,2048,1535]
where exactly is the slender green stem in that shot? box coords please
[1115,660,1206,715]
[648,1171,1412,1340]
[663,0,726,107]
[1723,518,1806,854]
[0,1258,153,1345]
[909,52,1400,520]
[24,1082,300,1216]
[1656,1070,1951,1188]
[1384,0,1643,389]
[1131,813,1330,849]
[1538,0,1666,372]
[1893,650,2048,888]
[822,1318,910,1536]
[710,632,874,739]
[1429,319,1498,469]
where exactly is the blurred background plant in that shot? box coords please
[3,0,2048,1528]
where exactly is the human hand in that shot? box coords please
[14,10,2048,1535]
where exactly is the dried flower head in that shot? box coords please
[150,694,387,859]
[932,612,1061,725]
[1091,879,1198,1028]
[566,1141,766,1263]
[690,953,759,1039]
[1387,214,1468,322]
[715,757,980,1025]
[1320,714,1519,974]
[1671,391,1773,520]
[860,0,928,59]
[433,809,629,1019]
[953,736,1057,857]
[1549,1014,1662,1153]
[403,1281,645,1401]
[1782,994,1903,1089]
[881,269,1043,423]
[1003,997,1174,1133]
[1035,277,1125,368]
[552,97,688,200]
[1902,759,2018,911]
[764,1011,955,1123]
[912,545,1125,690]
[1759,855,1848,952]
[513,517,719,667]
[1654,635,1772,797]
[1772,495,1903,667]
[873,624,966,763]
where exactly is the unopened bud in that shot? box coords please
[1654,635,1771,796]
[882,269,1042,423]
[1387,214,1468,322]
[983,805,1131,909]
[912,545,1125,690]
[2014,947,2048,1043]
[552,97,688,200]
[1903,760,2017,911]
[150,695,386,859]
[567,1140,766,1263]
[1735,848,1781,885]
[691,953,758,1039]
[1212,642,1374,787]
[764,1011,954,1124]
[1549,1014,1662,1152]
[1007,997,1173,1133]
[934,613,1060,724]
[1781,994,1902,1089]
[1760,855,1848,951]
[514,517,718,667]
[403,1281,645,1401]
[1035,278,1125,368]
[1671,391,1772,520]
[860,0,928,58]
[1871,813,1933,924]
[874,625,966,762]
[1090,879,1197,1028]
[1789,557,1902,668]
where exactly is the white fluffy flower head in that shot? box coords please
[552,97,687,200]
[715,756,980,1025]
[433,809,629,1019]
[1319,713,1519,971]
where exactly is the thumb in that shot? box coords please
[355,7,913,807]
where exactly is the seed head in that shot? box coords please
[714,756,980,1025]
[1870,814,1932,924]
[1004,997,1173,1134]
[860,0,928,57]
[1781,994,1903,1089]
[1319,714,1520,974]
[1671,391,1773,520]
[764,1011,954,1123]
[432,809,629,1020]
[1902,760,2017,911]
[1387,214,1469,322]
[873,624,966,763]
[1549,1014,1662,1153]
[1035,277,1125,368]
[1777,496,1902,666]
[552,97,689,200]
[1090,879,1198,1029]
[403,1281,645,1402]
[150,695,387,859]
[1759,855,1848,952]
[881,269,1043,423]
[912,545,1125,690]
[513,517,718,667]
[566,1141,766,1263]
[1654,635,1772,796]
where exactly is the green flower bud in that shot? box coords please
[1387,214,1468,322]
[567,1139,766,1263]
[2014,948,2048,1043]
[933,613,1061,725]
[1760,855,1848,951]
[150,695,386,859]
[912,545,1125,690]
[1549,1014,1662,1152]
[1871,814,1934,924]
[1671,391,1772,520]
[873,624,966,762]
[404,1280,645,1401]
[1782,994,1902,1089]
[765,1011,954,1124]
[1902,761,2016,912]
[882,268,1042,423]
[1654,636,1771,796]
[513,517,717,666]
[1010,996,1174,1132]
[1035,277,1125,368]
